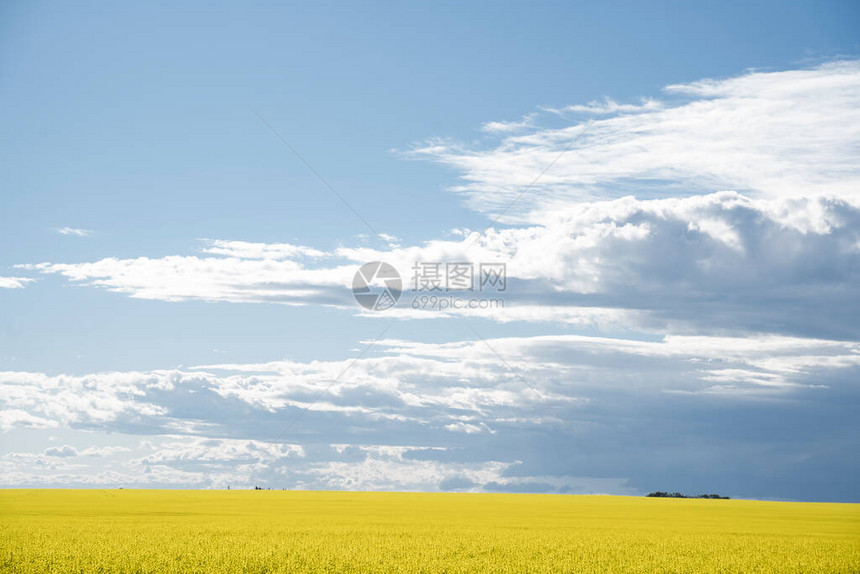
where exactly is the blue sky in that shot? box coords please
[1,1,859,501]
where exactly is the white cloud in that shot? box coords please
[41,445,131,458]
[377,232,400,246]
[81,446,131,457]
[409,60,860,218]
[0,408,55,430]
[542,97,664,116]
[135,437,304,465]
[9,331,854,439]
[445,421,492,434]
[19,255,350,304]
[481,114,536,133]
[200,239,326,259]
[21,193,860,339]
[57,227,93,237]
[0,370,171,430]
[296,454,512,492]
[0,276,35,289]
[0,327,856,497]
[44,445,77,457]
[0,332,858,492]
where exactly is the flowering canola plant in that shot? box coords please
[1,490,858,573]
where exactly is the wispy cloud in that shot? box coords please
[541,98,664,116]
[200,239,326,259]
[409,60,860,219]
[57,227,93,237]
[481,114,536,134]
[0,276,35,289]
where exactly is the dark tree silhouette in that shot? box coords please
[646,491,729,499]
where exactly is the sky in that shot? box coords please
[1,0,859,501]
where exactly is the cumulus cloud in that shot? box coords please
[40,444,129,458]
[0,332,858,498]
[0,409,55,430]
[0,276,35,289]
[41,445,131,458]
[20,193,860,339]
[409,60,860,218]
[44,445,77,457]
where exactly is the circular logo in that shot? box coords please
[352,261,402,311]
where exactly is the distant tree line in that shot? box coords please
[646,491,729,499]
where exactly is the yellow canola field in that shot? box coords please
[1,489,858,573]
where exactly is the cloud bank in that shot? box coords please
[20,193,860,339]
[1,333,858,499]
